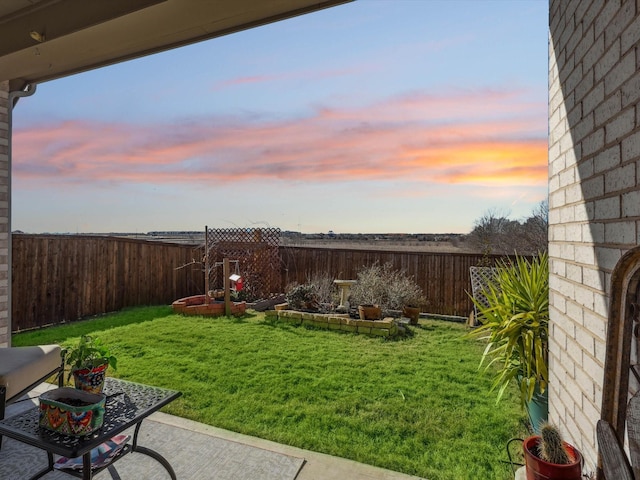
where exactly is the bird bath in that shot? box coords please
[333,279,357,313]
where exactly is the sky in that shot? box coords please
[11,0,549,235]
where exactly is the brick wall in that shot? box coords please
[0,81,9,348]
[549,0,640,472]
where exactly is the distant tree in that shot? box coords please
[518,200,548,254]
[467,208,513,256]
[467,201,548,256]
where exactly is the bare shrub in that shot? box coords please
[349,262,389,307]
[306,272,339,305]
[285,272,339,310]
[385,272,426,310]
[350,262,426,316]
[285,284,319,310]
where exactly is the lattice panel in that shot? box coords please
[469,266,497,321]
[205,227,281,300]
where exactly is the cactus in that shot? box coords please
[539,423,571,465]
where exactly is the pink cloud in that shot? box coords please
[13,89,547,188]
[211,74,283,91]
[211,66,365,92]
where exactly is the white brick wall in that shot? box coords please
[549,0,640,473]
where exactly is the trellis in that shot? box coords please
[204,227,281,301]
[469,266,497,322]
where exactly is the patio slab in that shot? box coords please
[155,411,425,480]
[4,384,426,480]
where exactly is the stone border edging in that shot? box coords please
[265,309,401,337]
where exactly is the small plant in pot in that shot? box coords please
[65,335,117,394]
[523,422,583,480]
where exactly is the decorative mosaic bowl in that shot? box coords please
[39,387,106,436]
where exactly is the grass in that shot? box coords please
[13,306,528,480]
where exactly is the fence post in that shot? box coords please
[223,257,231,316]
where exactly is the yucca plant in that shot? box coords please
[469,252,549,408]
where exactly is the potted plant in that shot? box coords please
[386,271,426,325]
[65,335,117,394]
[523,422,583,479]
[350,262,426,321]
[468,252,549,432]
[349,262,388,320]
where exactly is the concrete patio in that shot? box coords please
[2,384,425,480]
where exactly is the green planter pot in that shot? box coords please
[526,388,549,434]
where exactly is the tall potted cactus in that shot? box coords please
[523,423,582,480]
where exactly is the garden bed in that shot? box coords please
[265,309,406,337]
[172,294,246,317]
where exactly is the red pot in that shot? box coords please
[523,435,582,480]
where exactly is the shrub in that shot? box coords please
[386,271,426,310]
[285,272,339,311]
[306,272,339,305]
[349,262,426,315]
[285,284,320,311]
[349,262,388,307]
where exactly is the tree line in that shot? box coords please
[466,201,548,257]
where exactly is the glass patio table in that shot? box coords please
[0,377,181,480]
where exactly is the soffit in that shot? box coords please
[0,0,350,90]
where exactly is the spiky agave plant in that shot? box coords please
[468,252,549,407]
[539,423,571,464]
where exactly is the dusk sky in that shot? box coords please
[11,0,549,235]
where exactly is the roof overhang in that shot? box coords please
[0,0,351,91]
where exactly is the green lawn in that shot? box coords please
[13,306,527,480]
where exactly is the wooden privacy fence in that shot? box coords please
[280,247,506,317]
[12,234,203,331]
[11,235,509,331]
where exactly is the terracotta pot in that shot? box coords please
[402,306,420,325]
[358,304,381,320]
[523,435,582,480]
[72,363,109,394]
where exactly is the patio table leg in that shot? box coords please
[131,421,177,480]
[82,451,93,480]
